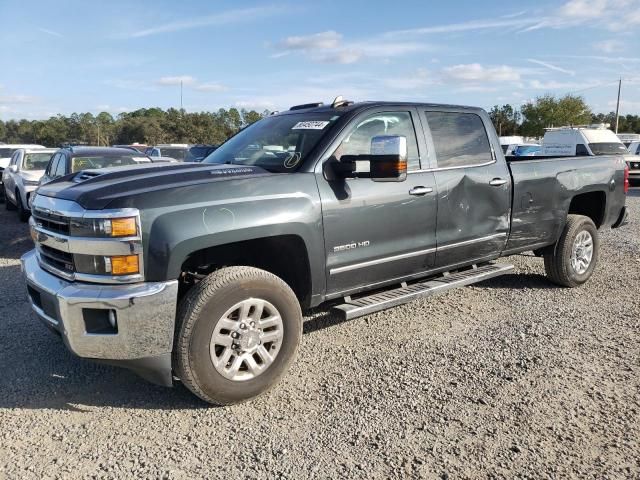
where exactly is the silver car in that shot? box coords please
[3,148,55,221]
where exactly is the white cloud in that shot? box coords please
[279,31,342,50]
[128,6,284,38]
[95,105,131,113]
[0,94,37,104]
[383,69,432,90]
[194,82,228,92]
[443,64,521,83]
[527,59,575,76]
[528,79,602,90]
[273,30,432,64]
[384,17,542,37]
[593,39,623,53]
[560,0,609,18]
[155,76,196,86]
[37,27,63,37]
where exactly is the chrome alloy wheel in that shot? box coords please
[570,230,593,275]
[209,298,284,381]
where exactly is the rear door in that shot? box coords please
[317,107,438,296]
[420,109,511,268]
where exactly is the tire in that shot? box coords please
[5,188,16,211]
[16,191,29,222]
[544,214,599,287]
[174,266,302,405]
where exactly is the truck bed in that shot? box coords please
[503,154,627,255]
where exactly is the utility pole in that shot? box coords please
[614,77,622,133]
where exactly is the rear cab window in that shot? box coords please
[425,111,493,168]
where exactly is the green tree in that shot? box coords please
[520,94,592,137]
[488,104,521,136]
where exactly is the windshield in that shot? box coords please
[23,152,52,170]
[71,155,142,172]
[160,148,188,161]
[588,143,628,155]
[203,113,340,172]
[0,148,18,158]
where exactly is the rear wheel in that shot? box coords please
[174,266,302,405]
[544,214,599,287]
[16,191,29,222]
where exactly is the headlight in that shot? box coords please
[70,217,138,237]
[23,179,40,186]
[74,254,140,276]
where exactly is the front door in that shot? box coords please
[317,108,438,297]
[420,109,511,268]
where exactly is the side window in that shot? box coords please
[425,111,493,168]
[54,155,67,177]
[575,144,589,156]
[10,151,20,166]
[333,111,421,170]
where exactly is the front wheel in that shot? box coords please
[174,266,302,405]
[544,214,599,287]
[16,191,29,222]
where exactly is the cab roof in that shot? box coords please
[274,100,484,116]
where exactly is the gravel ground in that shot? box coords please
[0,191,638,480]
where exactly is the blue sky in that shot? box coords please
[1,0,639,120]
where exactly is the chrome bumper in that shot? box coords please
[21,249,179,361]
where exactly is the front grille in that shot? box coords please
[32,209,71,235]
[39,244,75,273]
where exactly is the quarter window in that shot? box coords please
[425,111,492,168]
[333,111,421,170]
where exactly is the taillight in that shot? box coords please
[624,164,629,194]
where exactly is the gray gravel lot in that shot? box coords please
[1,191,639,479]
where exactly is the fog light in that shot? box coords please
[108,255,139,275]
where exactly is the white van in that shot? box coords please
[541,125,628,156]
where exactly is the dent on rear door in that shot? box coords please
[434,162,511,267]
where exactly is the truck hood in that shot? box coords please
[35,162,273,210]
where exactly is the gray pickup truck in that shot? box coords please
[22,99,629,405]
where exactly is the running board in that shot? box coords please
[332,262,514,321]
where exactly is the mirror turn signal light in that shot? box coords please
[106,255,140,275]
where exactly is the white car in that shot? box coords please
[145,144,190,161]
[0,144,45,202]
[499,136,524,156]
[3,148,55,221]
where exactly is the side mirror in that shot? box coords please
[8,165,18,173]
[333,135,408,182]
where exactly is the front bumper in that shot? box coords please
[21,249,179,386]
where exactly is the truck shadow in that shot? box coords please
[474,273,557,290]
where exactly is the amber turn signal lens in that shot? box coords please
[110,217,137,237]
[110,255,139,275]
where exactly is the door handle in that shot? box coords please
[489,178,507,186]
[409,186,433,196]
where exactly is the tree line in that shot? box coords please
[489,94,640,138]
[2,96,640,146]
[0,107,266,147]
